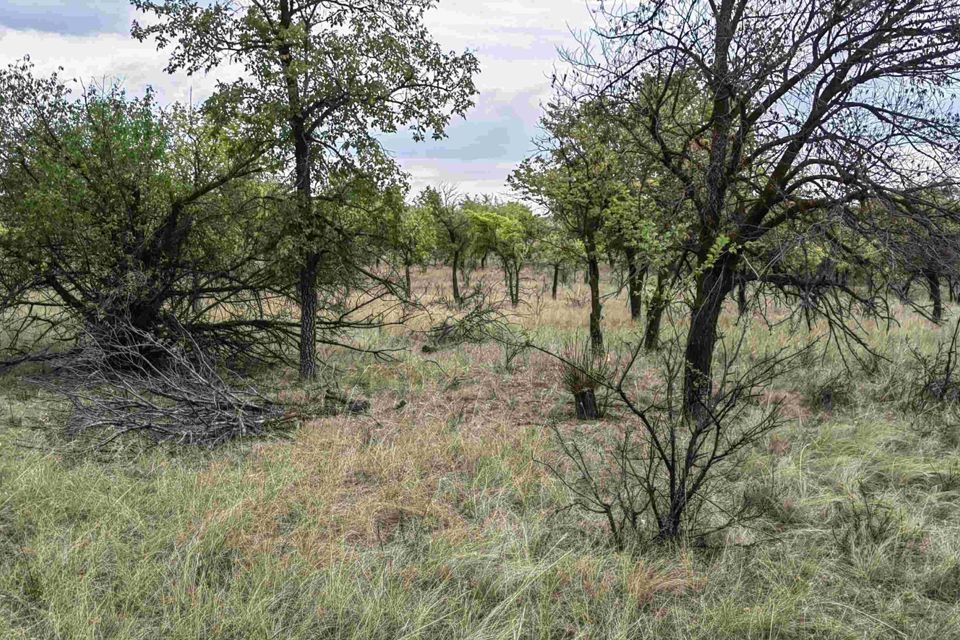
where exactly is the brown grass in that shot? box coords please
[198,344,567,567]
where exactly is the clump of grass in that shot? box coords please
[558,336,613,394]
[802,370,854,413]
[557,336,617,420]
[830,484,903,556]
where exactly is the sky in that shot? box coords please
[0,0,594,199]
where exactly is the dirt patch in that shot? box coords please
[762,389,812,422]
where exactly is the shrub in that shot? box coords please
[543,332,798,545]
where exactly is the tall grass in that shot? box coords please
[0,267,958,638]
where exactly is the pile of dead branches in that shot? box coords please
[422,286,512,353]
[41,323,292,447]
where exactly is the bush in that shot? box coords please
[543,333,798,546]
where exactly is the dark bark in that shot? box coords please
[292,122,317,380]
[298,252,319,380]
[574,389,599,420]
[736,276,748,316]
[280,0,318,381]
[902,275,915,301]
[643,269,667,351]
[925,269,943,324]
[404,262,412,296]
[551,263,560,300]
[624,246,645,321]
[586,238,604,351]
[505,265,521,306]
[451,250,461,303]
[682,253,737,418]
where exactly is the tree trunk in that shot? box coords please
[925,269,943,324]
[574,389,599,419]
[451,250,461,303]
[736,276,748,317]
[551,263,560,300]
[513,266,521,305]
[290,113,317,381]
[643,270,667,351]
[902,275,915,301]
[503,265,519,306]
[404,262,412,296]
[682,254,737,419]
[625,246,644,321]
[586,237,604,351]
[298,252,319,380]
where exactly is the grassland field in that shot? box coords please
[1,266,959,639]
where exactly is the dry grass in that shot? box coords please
[1,265,960,638]
[203,343,564,568]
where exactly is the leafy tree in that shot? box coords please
[511,99,626,351]
[133,0,479,379]
[0,62,275,362]
[386,199,438,295]
[573,0,960,418]
[537,217,582,300]
[420,185,471,304]
[465,199,540,306]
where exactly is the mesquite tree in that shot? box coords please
[420,185,471,304]
[570,0,960,415]
[0,62,279,363]
[133,0,478,379]
[386,200,437,296]
[511,100,627,351]
[465,199,540,306]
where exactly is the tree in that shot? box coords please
[511,99,626,351]
[571,0,960,416]
[0,62,278,363]
[420,185,470,304]
[465,199,540,306]
[386,199,437,295]
[133,0,478,379]
[537,218,582,300]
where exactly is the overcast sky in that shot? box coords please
[0,0,593,198]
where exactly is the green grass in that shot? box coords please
[1,290,960,638]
